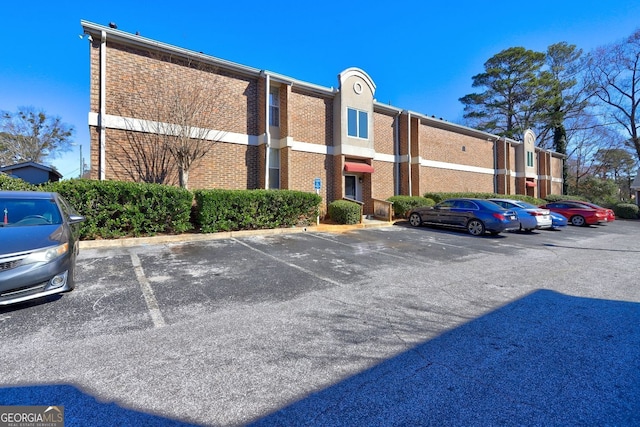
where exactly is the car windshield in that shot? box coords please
[0,198,63,227]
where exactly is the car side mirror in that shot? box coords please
[68,215,86,224]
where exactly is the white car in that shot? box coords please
[489,199,552,232]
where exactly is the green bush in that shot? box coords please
[328,200,362,225]
[43,179,193,239]
[613,203,639,219]
[423,192,546,206]
[194,189,321,232]
[387,195,435,218]
[0,174,35,191]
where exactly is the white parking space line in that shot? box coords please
[130,251,166,328]
[232,238,344,287]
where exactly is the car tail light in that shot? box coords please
[492,213,506,220]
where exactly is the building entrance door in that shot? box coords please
[345,175,362,201]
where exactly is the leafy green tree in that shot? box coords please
[593,147,638,200]
[543,42,591,193]
[0,107,74,166]
[569,175,619,206]
[459,47,548,141]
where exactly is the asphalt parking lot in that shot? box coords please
[1,220,639,426]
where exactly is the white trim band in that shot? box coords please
[419,159,495,175]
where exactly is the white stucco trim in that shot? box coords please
[89,113,259,145]
[512,171,540,179]
[90,113,536,178]
[419,159,495,175]
[289,139,333,155]
[373,153,397,163]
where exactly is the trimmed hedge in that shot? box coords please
[328,200,361,225]
[0,173,35,190]
[613,203,639,219]
[44,179,194,239]
[423,192,547,206]
[194,189,321,232]
[387,195,435,218]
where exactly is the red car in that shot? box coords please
[570,201,615,223]
[539,201,609,226]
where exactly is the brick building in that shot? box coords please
[81,21,565,215]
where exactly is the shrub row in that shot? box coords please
[194,189,321,232]
[45,180,193,239]
[613,203,639,219]
[0,173,34,191]
[0,176,322,239]
[423,192,548,206]
[386,195,435,218]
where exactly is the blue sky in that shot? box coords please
[2,1,639,179]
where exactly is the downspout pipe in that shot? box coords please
[394,111,401,195]
[503,136,507,194]
[493,137,498,193]
[407,112,412,196]
[99,30,107,180]
[264,73,271,189]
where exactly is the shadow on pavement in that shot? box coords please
[250,289,640,426]
[0,384,202,426]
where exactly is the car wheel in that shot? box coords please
[570,215,586,226]
[467,219,485,236]
[409,213,422,227]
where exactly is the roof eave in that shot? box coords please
[80,20,335,97]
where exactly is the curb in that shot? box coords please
[79,220,399,249]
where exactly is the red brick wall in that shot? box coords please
[95,128,259,189]
[420,125,494,169]
[287,150,335,216]
[372,160,395,200]
[422,168,494,193]
[104,42,258,135]
[373,111,395,155]
[289,88,333,146]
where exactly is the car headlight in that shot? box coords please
[23,243,69,265]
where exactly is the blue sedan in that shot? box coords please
[408,198,519,236]
[548,210,568,229]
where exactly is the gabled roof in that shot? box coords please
[0,161,62,178]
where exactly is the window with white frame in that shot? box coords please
[347,108,368,139]
[268,147,280,189]
[527,151,534,167]
[269,87,280,127]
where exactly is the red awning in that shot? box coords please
[526,181,536,187]
[344,162,375,173]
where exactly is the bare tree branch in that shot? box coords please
[111,51,227,188]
